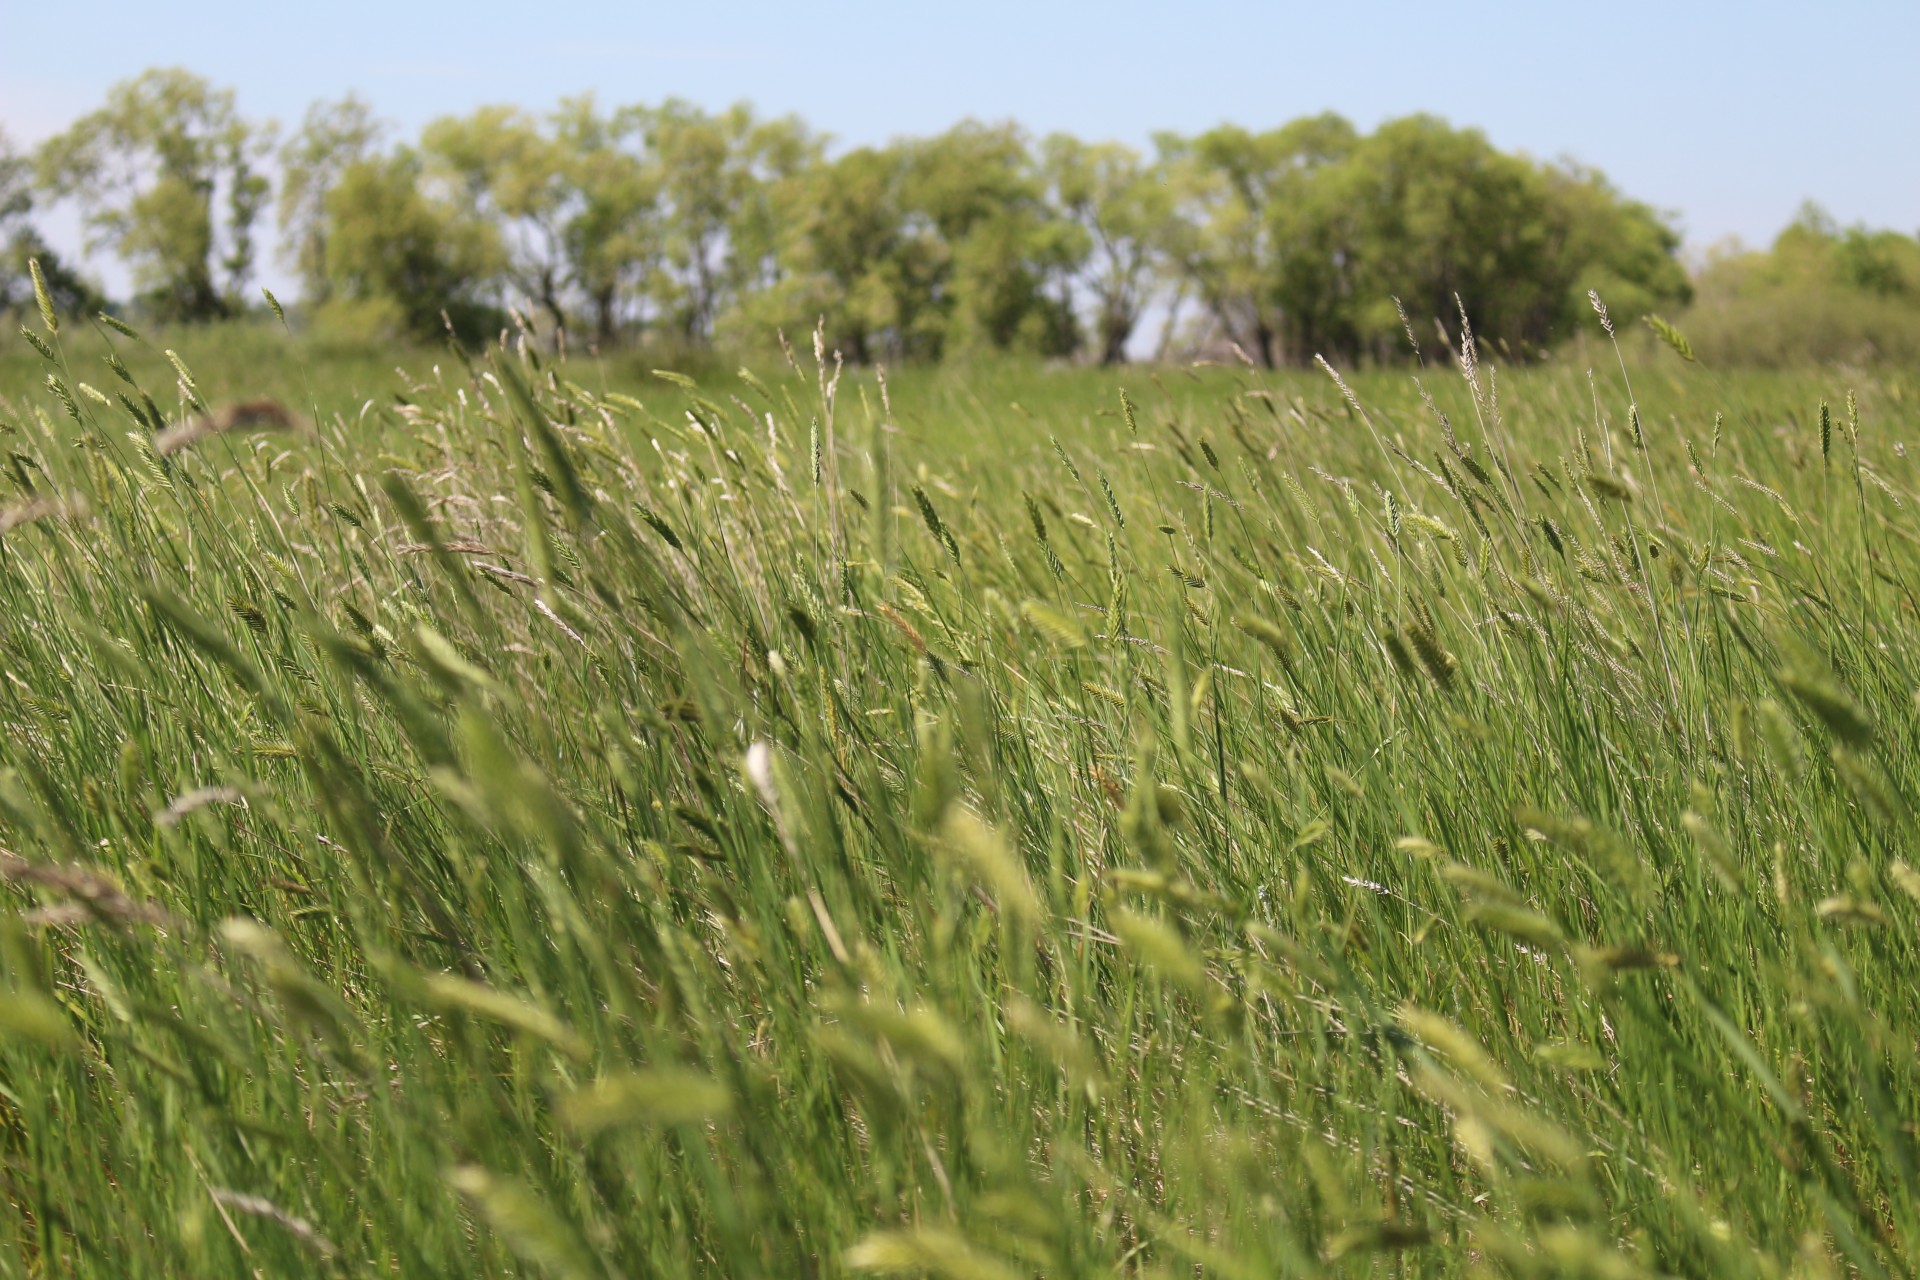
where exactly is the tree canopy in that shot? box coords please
[1680,203,1920,365]
[35,68,271,322]
[11,69,1716,363]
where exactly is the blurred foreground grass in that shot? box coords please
[0,310,1916,1277]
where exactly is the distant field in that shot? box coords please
[0,314,1917,1277]
[5,317,1903,464]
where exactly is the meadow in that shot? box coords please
[0,301,1916,1277]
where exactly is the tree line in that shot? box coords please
[1681,203,1920,366]
[0,67,1701,364]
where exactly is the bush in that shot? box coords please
[1679,207,1920,366]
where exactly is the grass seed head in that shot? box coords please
[27,259,57,335]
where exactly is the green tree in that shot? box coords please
[550,95,664,348]
[314,148,504,342]
[735,142,940,362]
[1155,115,1358,366]
[1684,204,1920,365]
[635,100,738,342]
[1831,227,1920,297]
[36,68,271,322]
[634,101,818,344]
[721,112,822,315]
[278,95,385,308]
[908,122,1079,359]
[418,98,687,348]
[0,128,29,255]
[745,123,1077,362]
[1321,116,1566,359]
[422,106,575,336]
[1042,135,1168,364]
[1156,114,1686,365]
[1747,203,1920,298]
[1537,162,1690,341]
[1322,120,1689,360]
[1,126,104,323]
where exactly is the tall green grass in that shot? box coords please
[0,296,1915,1278]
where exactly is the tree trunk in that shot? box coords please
[538,270,567,344]
[1252,315,1278,369]
[1099,303,1132,366]
[593,287,618,349]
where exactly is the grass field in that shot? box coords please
[0,306,1917,1277]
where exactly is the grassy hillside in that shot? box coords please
[0,312,1916,1277]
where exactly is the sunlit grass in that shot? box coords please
[0,310,1914,1277]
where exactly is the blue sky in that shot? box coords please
[3,0,1915,272]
